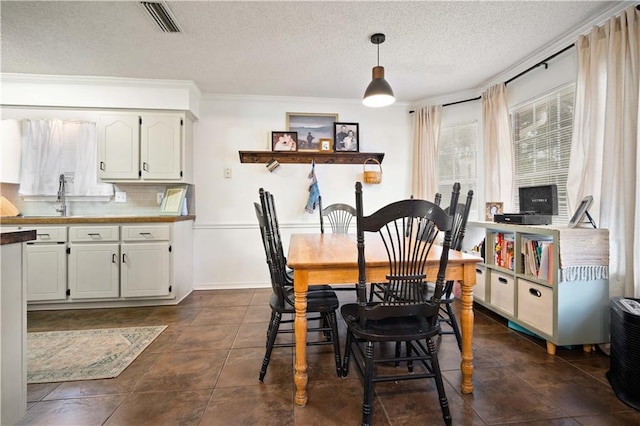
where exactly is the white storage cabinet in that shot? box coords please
[97,113,192,183]
[23,226,67,301]
[120,224,171,297]
[469,222,610,354]
[68,226,120,299]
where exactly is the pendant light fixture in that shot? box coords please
[363,33,395,107]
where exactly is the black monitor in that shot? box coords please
[519,184,558,215]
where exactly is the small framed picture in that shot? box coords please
[161,186,187,215]
[271,131,298,151]
[319,138,333,151]
[334,122,359,152]
[485,202,503,221]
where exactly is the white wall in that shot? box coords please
[0,50,580,291]
[192,95,412,289]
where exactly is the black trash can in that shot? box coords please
[607,297,640,410]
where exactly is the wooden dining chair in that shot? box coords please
[257,188,330,292]
[435,189,474,351]
[254,193,342,381]
[318,195,357,235]
[341,182,460,426]
[318,195,359,295]
[368,192,443,303]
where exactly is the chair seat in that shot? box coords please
[341,303,441,342]
[270,288,339,313]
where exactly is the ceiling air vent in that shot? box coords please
[139,1,182,33]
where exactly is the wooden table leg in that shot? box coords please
[459,264,476,394]
[293,269,309,406]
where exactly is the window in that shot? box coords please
[511,84,574,224]
[438,121,478,215]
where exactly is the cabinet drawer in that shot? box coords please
[121,225,170,241]
[69,226,119,242]
[490,271,514,315]
[474,265,486,302]
[517,279,553,336]
[29,226,67,243]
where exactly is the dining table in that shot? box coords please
[287,232,483,407]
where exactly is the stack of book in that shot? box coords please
[521,236,554,283]
[492,232,515,270]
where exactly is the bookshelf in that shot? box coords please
[469,221,610,355]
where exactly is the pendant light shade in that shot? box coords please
[363,33,395,107]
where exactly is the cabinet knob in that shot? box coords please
[100,161,105,171]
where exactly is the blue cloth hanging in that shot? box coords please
[305,159,320,213]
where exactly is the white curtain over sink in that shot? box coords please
[19,119,113,197]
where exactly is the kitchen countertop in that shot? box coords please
[1,228,37,245]
[0,215,196,225]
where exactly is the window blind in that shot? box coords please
[511,84,575,224]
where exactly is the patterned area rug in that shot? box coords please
[27,326,167,383]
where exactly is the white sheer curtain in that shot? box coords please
[566,6,640,298]
[482,83,514,212]
[71,122,113,196]
[411,105,442,200]
[19,119,64,196]
[19,120,113,197]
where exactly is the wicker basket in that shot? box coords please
[363,158,382,184]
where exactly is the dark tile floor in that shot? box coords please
[21,289,640,425]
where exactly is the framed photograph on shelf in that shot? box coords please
[286,112,338,151]
[485,202,503,221]
[319,138,333,152]
[271,131,298,151]
[334,122,359,152]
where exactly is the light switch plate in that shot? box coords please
[115,192,127,203]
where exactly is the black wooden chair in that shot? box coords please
[368,192,443,303]
[434,189,474,351]
[341,182,460,426]
[255,190,342,382]
[318,196,359,295]
[319,195,357,235]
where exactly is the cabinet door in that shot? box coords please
[98,114,140,180]
[121,242,170,297]
[140,115,182,180]
[68,243,120,299]
[23,243,67,301]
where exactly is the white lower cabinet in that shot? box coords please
[121,242,170,297]
[121,225,171,297]
[68,226,120,299]
[19,220,192,309]
[24,227,67,301]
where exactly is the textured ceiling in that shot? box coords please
[0,1,624,103]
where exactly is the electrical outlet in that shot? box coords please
[224,168,232,179]
[115,191,127,203]
[157,192,164,205]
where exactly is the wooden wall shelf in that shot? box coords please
[238,151,384,165]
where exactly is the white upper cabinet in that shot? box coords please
[98,114,140,180]
[97,112,192,183]
[141,115,182,180]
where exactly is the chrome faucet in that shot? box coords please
[56,174,67,217]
